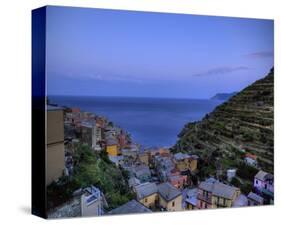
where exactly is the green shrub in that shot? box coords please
[47,144,133,210]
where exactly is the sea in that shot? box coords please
[49,96,223,148]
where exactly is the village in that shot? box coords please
[46,104,274,218]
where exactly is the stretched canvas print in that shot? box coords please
[32,5,274,219]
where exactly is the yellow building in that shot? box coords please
[173,152,198,172]
[105,135,120,156]
[138,152,150,166]
[188,157,198,172]
[134,182,158,209]
[157,182,183,211]
[47,106,65,185]
[106,144,119,156]
[197,181,240,209]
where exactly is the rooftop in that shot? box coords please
[173,152,198,161]
[255,170,273,181]
[83,186,101,205]
[106,137,118,146]
[233,194,248,207]
[157,182,182,202]
[245,153,257,160]
[107,200,152,215]
[135,182,158,200]
[128,177,141,188]
[247,192,264,204]
[133,164,151,177]
[185,188,198,206]
[199,181,239,199]
[81,120,96,128]
[47,105,63,111]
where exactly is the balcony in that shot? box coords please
[197,193,212,204]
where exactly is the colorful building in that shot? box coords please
[173,152,198,172]
[138,152,150,166]
[244,153,258,167]
[184,188,198,210]
[168,168,187,189]
[157,182,183,211]
[106,138,119,156]
[254,170,274,203]
[135,182,158,209]
[197,180,240,209]
[118,131,127,148]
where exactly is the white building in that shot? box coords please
[81,186,105,217]
[227,169,237,182]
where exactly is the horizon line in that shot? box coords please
[47,94,225,101]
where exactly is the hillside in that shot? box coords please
[173,68,274,176]
[47,145,134,211]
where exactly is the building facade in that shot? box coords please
[46,106,65,185]
[197,180,240,209]
[135,182,158,209]
[81,186,105,217]
[157,182,183,211]
[81,121,97,150]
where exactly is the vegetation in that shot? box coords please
[174,68,274,176]
[47,145,134,210]
[240,182,253,194]
[236,163,258,181]
[230,177,241,187]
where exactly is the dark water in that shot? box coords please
[49,96,222,148]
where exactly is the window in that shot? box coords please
[145,198,148,203]
[256,180,258,184]
[172,201,175,207]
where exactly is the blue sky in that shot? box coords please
[46,6,274,99]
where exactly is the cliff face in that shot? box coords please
[174,68,274,174]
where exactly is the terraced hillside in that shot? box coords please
[173,68,274,175]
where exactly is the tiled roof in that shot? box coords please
[199,181,239,199]
[107,200,152,215]
[255,170,273,181]
[106,137,118,145]
[212,182,239,199]
[133,165,151,177]
[173,153,198,161]
[199,181,214,192]
[157,182,181,201]
[247,192,264,204]
[174,152,190,161]
[135,182,158,200]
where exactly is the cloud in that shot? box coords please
[61,72,144,84]
[245,51,274,59]
[193,66,250,77]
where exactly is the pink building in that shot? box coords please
[168,175,187,189]
[168,168,187,189]
[254,170,274,194]
[118,131,127,148]
[71,108,80,113]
